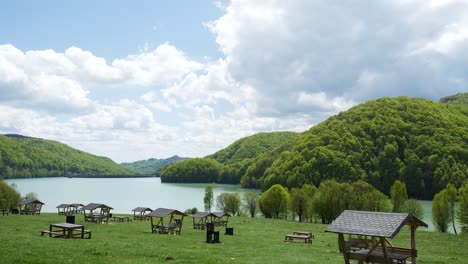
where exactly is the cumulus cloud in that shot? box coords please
[208,0,468,114]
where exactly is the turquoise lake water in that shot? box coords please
[5,177,257,214]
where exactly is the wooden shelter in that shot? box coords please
[213,212,231,227]
[190,212,218,229]
[82,203,113,224]
[191,212,231,229]
[69,203,84,214]
[326,210,427,264]
[147,208,188,235]
[57,204,70,215]
[57,203,84,215]
[132,207,153,220]
[19,199,45,215]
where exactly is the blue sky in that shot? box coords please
[1,0,467,163]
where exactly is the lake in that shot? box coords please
[4,177,257,214]
[4,177,461,233]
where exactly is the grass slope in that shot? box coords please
[0,213,466,263]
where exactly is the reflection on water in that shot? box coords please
[5,177,259,214]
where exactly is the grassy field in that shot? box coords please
[0,213,466,263]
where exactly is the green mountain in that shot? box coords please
[440,92,468,105]
[262,96,467,199]
[121,155,190,175]
[0,134,139,179]
[160,95,467,199]
[160,132,299,184]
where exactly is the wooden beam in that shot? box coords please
[411,225,416,264]
[338,233,350,264]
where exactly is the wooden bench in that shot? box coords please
[112,216,130,222]
[72,229,92,239]
[41,230,66,238]
[284,234,312,244]
[0,209,8,216]
[346,238,371,251]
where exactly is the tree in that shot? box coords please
[432,189,450,233]
[390,180,408,213]
[242,192,259,218]
[446,183,458,234]
[23,192,39,201]
[403,199,424,220]
[289,188,311,222]
[0,181,21,210]
[258,184,289,219]
[216,193,241,215]
[314,180,352,224]
[204,185,214,212]
[350,180,390,212]
[457,180,468,234]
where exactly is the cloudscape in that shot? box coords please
[1,0,467,163]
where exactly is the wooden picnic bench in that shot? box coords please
[0,209,8,216]
[112,216,130,222]
[284,234,312,244]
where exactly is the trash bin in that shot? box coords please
[206,230,213,243]
[225,227,234,235]
[213,231,220,243]
[66,215,75,224]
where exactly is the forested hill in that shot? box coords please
[0,134,139,179]
[160,131,299,184]
[208,132,299,165]
[440,92,468,105]
[262,96,467,199]
[121,155,190,175]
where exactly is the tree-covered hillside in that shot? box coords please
[0,134,138,178]
[160,132,299,184]
[262,97,467,199]
[208,132,299,165]
[121,155,189,175]
[440,92,468,106]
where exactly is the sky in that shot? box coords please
[1,0,467,163]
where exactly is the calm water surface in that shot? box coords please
[5,177,257,214]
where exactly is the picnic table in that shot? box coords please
[112,216,130,222]
[284,231,314,244]
[0,209,8,216]
[349,248,412,264]
[42,223,91,239]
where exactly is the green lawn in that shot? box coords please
[0,213,466,263]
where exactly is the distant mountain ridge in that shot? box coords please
[0,134,139,179]
[121,155,190,175]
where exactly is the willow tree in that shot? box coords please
[432,189,450,233]
[390,180,408,213]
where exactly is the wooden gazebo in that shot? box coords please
[57,203,84,215]
[326,210,427,264]
[82,203,113,224]
[147,208,188,235]
[191,212,218,229]
[132,207,153,220]
[57,204,70,215]
[19,199,45,215]
[213,212,231,227]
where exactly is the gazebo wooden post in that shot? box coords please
[150,217,154,233]
[411,225,416,264]
[338,233,350,264]
[379,237,390,264]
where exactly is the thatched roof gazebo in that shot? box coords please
[132,207,153,220]
[19,199,45,215]
[56,203,70,215]
[190,212,218,229]
[147,208,188,235]
[326,210,427,264]
[213,212,231,227]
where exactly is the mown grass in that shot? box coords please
[0,213,466,263]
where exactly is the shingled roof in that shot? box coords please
[326,210,427,238]
[147,208,188,218]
